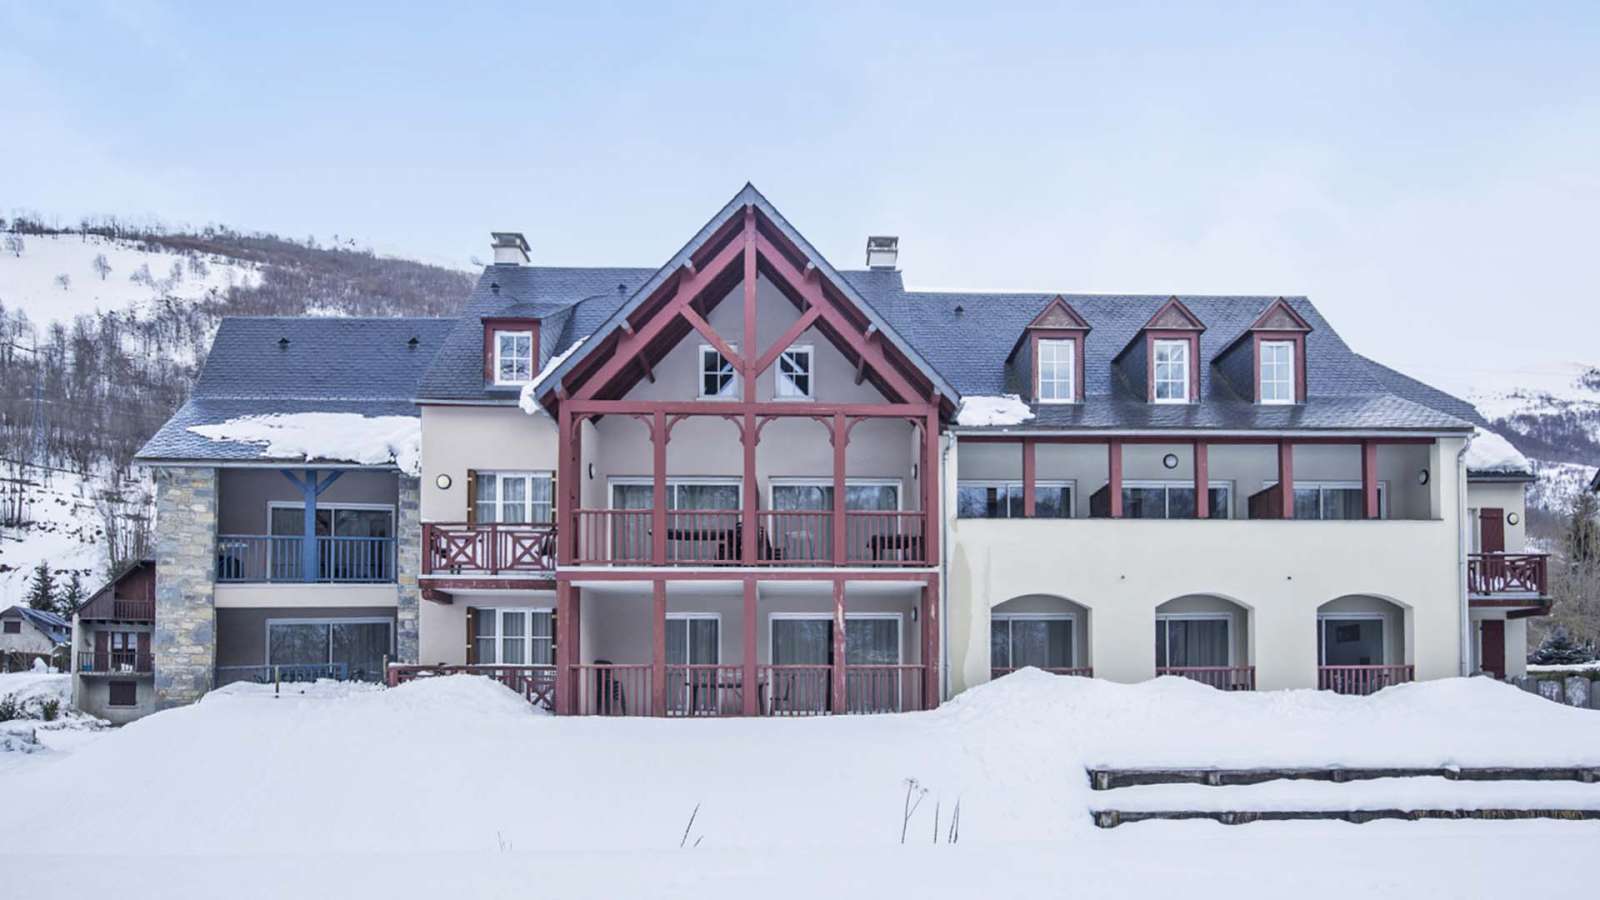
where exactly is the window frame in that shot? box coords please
[774,344,815,400]
[262,616,395,675]
[1152,339,1191,404]
[766,611,904,666]
[1155,612,1235,668]
[2,619,19,634]
[1036,338,1076,405]
[1121,480,1234,519]
[608,477,744,510]
[665,612,723,665]
[472,607,555,666]
[473,470,556,525]
[267,501,397,536]
[991,613,1077,670]
[1316,612,1390,666]
[1259,339,1296,405]
[698,343,740,400]
[493,329,536,386]
[1264,479,1388,520]
[956,479,1076,519]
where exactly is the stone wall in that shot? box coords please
[395,474,421,664]
[153,466,217,708]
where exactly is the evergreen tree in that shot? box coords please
[24,560,56,612]
[1529,624,1598,666]
[1566,489,1600,566]
[59,572,86,616]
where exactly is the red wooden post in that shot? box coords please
[555,581,574,714]
[1021,438,1036,518]
[742,412,757,564]
[832,413,847,565]
[922,576,939,709]
[1194,440,1209,519]
[652,579,667,717]
[1108,440,1124,518]
[557,410,575,565]
[742,577,758,716]
[743,205,758,402]
[652,410,668,565]
[923,411,940,563]
[1278,441,1295,519]
[1362,440,1380,519]
[831,577,847,714]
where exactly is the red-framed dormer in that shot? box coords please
[1213,297,1313,405]
[1117,297,1205,404]
[482,316,541,386]
[1012,295,1090,404]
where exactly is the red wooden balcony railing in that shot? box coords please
[78,650,153,674]
[422,523,557,576]
[990,666,1095,679]
[1157,665,1256,691]
[664,664,745,716]
[572,508,930,567]
[757,665,833,716]
[568,663,655,716]
[1468,553,1549,597]
[844,664,925,714]
[1318,664,1414,696]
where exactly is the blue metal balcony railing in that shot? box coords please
[215,535,396,584]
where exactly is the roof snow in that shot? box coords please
[518,336,588,416]
[188,413,422,475]
[1466,428,1533,476]
[955,394,1035,427]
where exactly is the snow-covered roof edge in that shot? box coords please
[1465,427,1534,478]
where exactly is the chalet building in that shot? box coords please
[127,184,1546,717]
[68,560,157,723]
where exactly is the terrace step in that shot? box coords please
[1088,766,1600,790]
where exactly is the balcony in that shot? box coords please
[215,535,396,584]
[1468,553,1549,599]
[570,509,929,567]
[422,523,557,576]
[78,650,153,675]
[1157,666,1256,691]
[1317,664,1414,695]
[78,598,156,622]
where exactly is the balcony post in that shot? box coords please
[832,413,847,565]
[652,579,667,717]
[1361,440,1380,519]
[742,412,757,565]
[923,410,940,564]
[555,581,576,714]
[301,469,318,582]
[922,575,939,710]
[1278,441,1295,519]
[1021,437,1036,518]
[742,577,758,716]
[831,576,847,713]
[1108,440,1123,518]
[556,409,575,566]
[652,410,668,566]
[1194,440,1209,519]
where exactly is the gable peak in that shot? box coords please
[1143,296,1205,331]
[1027,295,1091,331]
[1248,297,1313,333]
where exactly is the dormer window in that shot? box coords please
[1037,339,1075,403]
[1259,340,1296,404]
[700,345,739,398]
[495,331,535,384]
[1153,340,1190,403]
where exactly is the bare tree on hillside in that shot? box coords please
[55,274,70,291]
[4,234,22,257]
[92,253,112,280]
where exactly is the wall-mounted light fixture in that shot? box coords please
[1508,511,1521,526]
[588,463,596,480]
[435,474,452,490]
[912,463,919,480]
[1162,453,1180,470]
[1418,469,1430,485]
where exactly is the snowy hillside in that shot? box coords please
[0,231,261,324]
[0,468,107,606]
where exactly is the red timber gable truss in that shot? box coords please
[531,189,951,715]
[1016,295,1090,403]
[1244,298,1312,404]
[1138,297,1205,404]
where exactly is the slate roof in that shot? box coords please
[3,606,70,644]
[136,317,452,464]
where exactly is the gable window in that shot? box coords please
[957,481,1074,519]
[699,345,739,399]
[2,619,18,634]
[495,331,535,385]
[1037,339,1075,403]
[776,346,814,399]
[474,471,555,524]
[1260,340,1295,404]
[1153,340,1190,403]
[1122,481,1233,520]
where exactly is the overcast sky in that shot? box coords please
[2,2,1596,390]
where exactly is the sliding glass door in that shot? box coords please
[665,614,721,714]
[266,618,393,681]
[769,615,902,713]
[1155,616,1231,668]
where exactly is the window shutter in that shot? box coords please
[465,469,478,527]
[465,607,478,665]
[136,632,150,658]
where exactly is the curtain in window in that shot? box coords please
[611,484,654,560]
[473,609,497,664]
[529,611,554,665]
[1158,619,1230,668]
[846,619,900,665]
[990,622,1011,669]
[1010,619,1073,668]
[500,611,527,664]
[771,619,830,665]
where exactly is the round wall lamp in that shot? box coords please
[1162,453,1180,470]
[1417,469,1430,485]
[435,474,452,490]
[587,463,596,480]
[1508,512,1521,526]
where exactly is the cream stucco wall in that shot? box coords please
[419,404,560,522]
[418,590,555,664]
[1465,480,1530,552]
[945,435,1468,693]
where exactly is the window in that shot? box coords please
[1037,339,1075,403]
[474,471,554,524]
[1122,481,1233,519]
[1318,616,1386,666]
[1260,340,1295,404]
[473,609,554,666]
[770,613,903,714]
[1153,339,1190,403]
[1274,481,1385,520]
[494,331,534,385]
[266,618,393,681]
[770,480,901,512]
[699,345,738,398]
[991,616,1074,670]
[1156,615,1231,668]
[776,346,814,399]
[957,481,1074,519]
[2,619,19,634]
[269,505,395,538]
[108,680,137,707]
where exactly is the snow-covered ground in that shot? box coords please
[0,670,108,769]
[0,671,1596,898]
[0,467,106,606]
[0,231,259,324]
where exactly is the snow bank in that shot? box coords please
[1466,427,1533,475]
[189,412,422,475]
[955,394,1034,427]
[0,672,106,761]
[518,336,588,415]
[1094,777,1600,813]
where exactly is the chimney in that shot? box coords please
[490,232,530,265]
[865,235,899,270]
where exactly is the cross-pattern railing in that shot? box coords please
[1468,553,1549,597]
[422,523,556,576]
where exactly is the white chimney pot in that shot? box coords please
[865,235,899,270]
[491,232,530,265]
